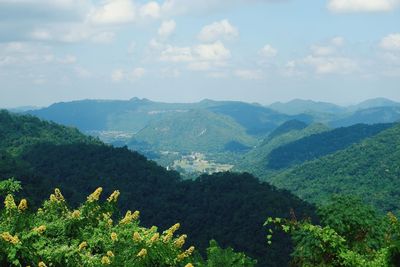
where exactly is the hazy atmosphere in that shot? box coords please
[1,0,400,108]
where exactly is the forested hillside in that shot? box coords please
[269,123,400,214]
[266,123,394,170]
[130,109,257,153]
[0,110,317,266]
[236,123,329,176]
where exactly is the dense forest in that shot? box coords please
[0,110,317,266]
[269,123,400,214]
[266,123,393,170]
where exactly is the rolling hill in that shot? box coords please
[268,123,400,214]
[130,109,257,153]
[266,123,394,170]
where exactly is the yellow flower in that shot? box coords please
[174,234,187,248]
[120,210,139,225]
[87,187,103,202]
[149,233,159,243]
[101,256,111,265]
[132,210,140,220]
[78,241,88,251]
[54,188,64,201]
[185,264,194,267]
[4,194,17,210]
[163,223,180,242]
[1,232,20,245]
[71,210,81,219]
[137,248,147,258]
[18,199,28,212]
[33,225,46,234]
[107,190,120,202]
[107,251,114,257]
[49,194,57,202]
[111,232,118,242]
[133,232,142,242]
[38,262,47,267]
[177,246,195,261]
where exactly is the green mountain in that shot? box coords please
[130,109,257,153]
[268,123,400,214]
[0,110,317,266]
[266,123,394,170]
[269,99,345,115]
[267,120,308,139]
[348,97,400,111]
[236,123,330,177]
[26,98,308,138]
[207,101,312,135]
[330,106,400,127]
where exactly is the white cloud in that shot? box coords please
[198,20,239,42]
[161,67,181,78]
[111,67,146,82]
[331,36,345,46]
[303,55,358,74]
[259,44,277,57]
[207,71,228,78]
[310,37,345,56]
[187,62,211,71]
[160,45,193,62]
[91,31,115,44]
[159,41,231,71]
[234,69,264,80]
[380,33,400,50]
[74,66,91,78]
[30,29,53,41]
[89,0,136,25]
[328,0,399,12]
[129,67,146,80]
[111,69,124,81]
[311,45,335,56]
[158,20,176,39]
[140,1,161,18]
[58,55,77,64]
[194,41,231,61]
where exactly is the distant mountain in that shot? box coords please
[0,110,317,266]
[266,123,394,170]
[27,98,306,137]
[207,101,312,135]
[26,98,189,132]
[7,106,42,112]
[269,99,345,115]
[348,97,400,111]
[268,123,400,214]
[330,106,400,127]
[130,109,257,153]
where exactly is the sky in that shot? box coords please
[0,0,399,108]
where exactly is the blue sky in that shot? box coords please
[0,0,399,108]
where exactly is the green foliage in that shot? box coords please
[269,123,400,214]
[265,197,400,267]
[0,187,196,266]
[197,240,256,267]
[0,178,21,196]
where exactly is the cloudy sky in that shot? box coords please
[0,0,399,108]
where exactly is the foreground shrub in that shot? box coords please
[0,185,195,266]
